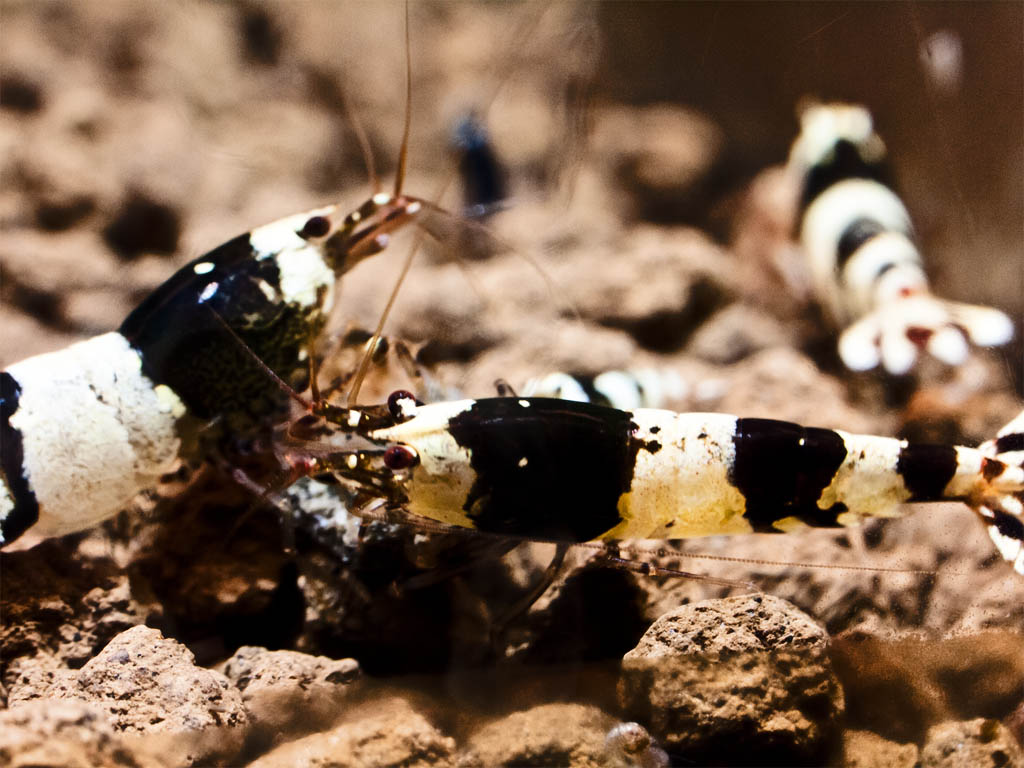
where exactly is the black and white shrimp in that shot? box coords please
[0,2,583,553]
[0,190,427,549]
[276,391,1024,576]
[788,101,1014,374]
[522,368,693,411]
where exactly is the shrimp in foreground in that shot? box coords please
[276,392,1024,575]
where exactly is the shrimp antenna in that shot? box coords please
[428,203,584,325]
[578,541,939,576]
[346,1,418,406]
[393,0,413,198]
[346,226,427,404]
[347,2,579,403]
[339,82,380,194]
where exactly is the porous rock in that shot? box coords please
[685,303,795,365]
[589,104,724,225]
[618,593,844,765]
[247,696,455,768]
[842,729,918,768]
[1,540,148,677]
[38,625,248,766]
[919,718,1024,768]
[459,702,615,768]
[713,346,882,434]
[4,653,75,709]
[567,226,735,353]
[221,645,361,745]
[0,698,168,768]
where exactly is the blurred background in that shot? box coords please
[598,1,1023,310]
[1,1,1020,374]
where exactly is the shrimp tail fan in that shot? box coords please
[837,295,1013,375]
[976,410,1024,574]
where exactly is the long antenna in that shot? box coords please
[346,0,416,406]
[340,84,381,194]
[346,226,426,404]
[346,2,574,404]
[574,541,939,576]
[393,0,413,198]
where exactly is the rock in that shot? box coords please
[631,525,920,641]
[685,303,795,365]
[0,228,137,331]
[4,654,75,709]
[1,540,148,686]
[461,702,615,768]
[0,699,169,768]
[247,696,455,768]
[730,166,810,321]
[831,629,950,744]
[453,322,640,400]
[0,305,83,368]
[41,626,248,767]
[221,646,360,747]
[569,225,735,353]
[637,497,1022,643]
[8,110,106,231]
[589,104,724,226]
[842,729,918,768]
[125,485,301,658]
[1008,701,1024,748]
[928,559,1024,635]
[618,593,844,765]
[898,353,1021,446]
[920,718,1024,768]
[713,346,883,433]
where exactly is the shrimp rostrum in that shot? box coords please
[282,394,1024,575]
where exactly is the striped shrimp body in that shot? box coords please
[789,102,1013,374]
[0,191,425,549]
[523,368,691,411]
[295,395,1024,575]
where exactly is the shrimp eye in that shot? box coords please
[383,445,418,470]
[387,389,417,419]
[298,215,331,239]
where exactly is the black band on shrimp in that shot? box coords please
[0,372,39,543]
[446,398,639,541]
[730,418,848,531]
[798,137,893,213]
